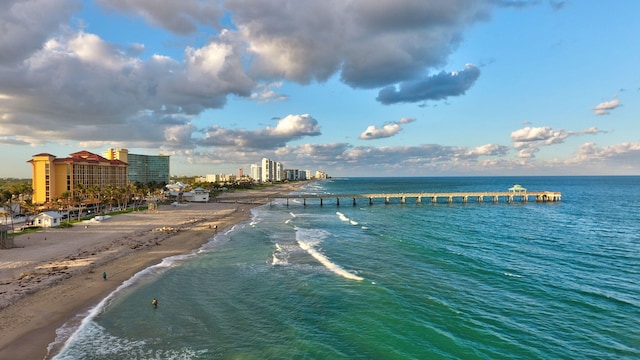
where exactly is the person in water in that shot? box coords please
[152,298,158,308]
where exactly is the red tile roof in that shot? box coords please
[30,150,127,166]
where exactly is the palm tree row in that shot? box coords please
[56,182,165,221]
[1,180,167,226]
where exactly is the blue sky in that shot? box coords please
[1,0,639,178]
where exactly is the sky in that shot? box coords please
[1,0,639,178]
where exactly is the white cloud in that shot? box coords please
[466,144,509,157]
[198,114,321,150]
[250,82,288,102]
[359,117,416,140]
[359,124,402,140]
[511,126,558,142]
[574,142,640,161]
[510,126,604,158]
[593,99,620,115]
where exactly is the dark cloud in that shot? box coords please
[96,0,222,35]
[0,0,80,65]
[376,64,480,105]
[0,136,30,146]
[226,0,491,88]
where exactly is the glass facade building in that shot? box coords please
[126,153,170,184]
[103,148,170,185]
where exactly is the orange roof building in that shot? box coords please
[28,151,128,204]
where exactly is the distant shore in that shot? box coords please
[0,182,305,359]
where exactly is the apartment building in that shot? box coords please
[260,158,285,182]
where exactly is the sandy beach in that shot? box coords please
[0,183,303,359]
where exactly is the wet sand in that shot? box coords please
[0,183,303,359]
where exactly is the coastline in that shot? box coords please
[0,182,304,360]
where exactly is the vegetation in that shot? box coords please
[0,178,33,229]
[1,178,164,232]
[0,178,32,205]
[2,175,298,233]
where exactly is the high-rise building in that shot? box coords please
[261,158,273,182]
[260,158,285,182]
[28,151,128,204]
[103,148,170,185]
[250,163,261,181]
[275,162,283,182]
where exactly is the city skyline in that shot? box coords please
[1,1,639,178]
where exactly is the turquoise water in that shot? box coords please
[51,177,640,359]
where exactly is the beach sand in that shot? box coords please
[0,183,303,359]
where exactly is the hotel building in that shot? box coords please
[28,151,128,204]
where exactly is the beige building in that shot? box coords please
[28,151,128,204]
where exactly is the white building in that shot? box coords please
[261,158,273,182]
[188,188,210,202]
[33,211,62,228]
[250,163,261,182]
[315,170,328,179]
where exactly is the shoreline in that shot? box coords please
[0,182,305,359]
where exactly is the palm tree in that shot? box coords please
[89,184,101,215]
[114,186,126,211]
[60,191,72,222]
[13,181,34,226]
[103,184,114,212]
[20,199,37,226]
[136,183,149,210]
[74,183,87,221]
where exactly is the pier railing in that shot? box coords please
[218,191,562,206]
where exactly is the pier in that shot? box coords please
[218,190,562,207]
[281,191,561,206]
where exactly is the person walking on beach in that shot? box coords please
[152,298,158,309]
[102,271,107,281]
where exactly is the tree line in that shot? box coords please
[1,178,166,225]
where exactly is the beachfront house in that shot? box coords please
[189,188,210,202]
[33,211,63,228]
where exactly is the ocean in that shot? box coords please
[50,177,639,359]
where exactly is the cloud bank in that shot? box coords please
[0,0,497,150]
[1,0,637,177]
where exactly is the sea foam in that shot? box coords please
[295,227,363,281]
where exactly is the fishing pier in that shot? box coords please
[217,185,561,207]
[278,190,562,207]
